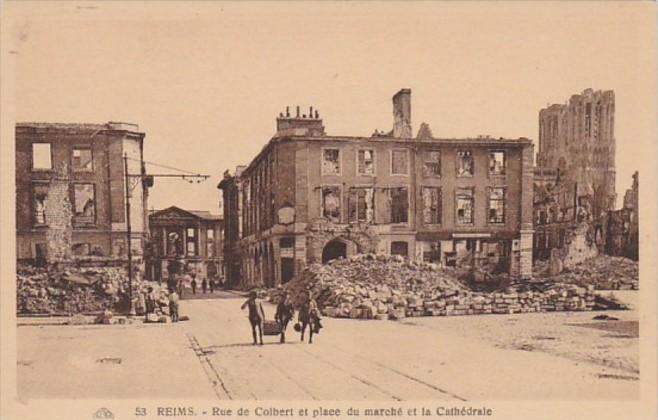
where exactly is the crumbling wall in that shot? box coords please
[560,222,598,269]
[44,165,73,264]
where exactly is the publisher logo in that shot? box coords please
[93,408,115,419]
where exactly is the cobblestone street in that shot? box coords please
[17,292,639,401]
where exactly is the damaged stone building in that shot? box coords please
[147,206,224,283]
[16,122,151,265]
[533,89,633,265]
[219,89,534,289]
[606,172,638,260]
[536,88,616,220]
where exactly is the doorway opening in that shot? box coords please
[322,240,347,264]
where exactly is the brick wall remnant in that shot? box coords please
[392,88,412,138]
[44,164,73,264]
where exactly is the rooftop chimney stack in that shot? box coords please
[392,88,412,138]
[276,104,325,136]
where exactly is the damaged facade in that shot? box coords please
[606,172,638,260]
[147,206,224,283]
[532,178,602,269]
[532,89,638,265]
[16,122,151,265]
[536,88,616,220]
[219,90,534,289]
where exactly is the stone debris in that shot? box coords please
[16,263,171,316]
[94,310,114,325]
[145,313,160,323]
[266,254,599,320]
[67,314,89,325]
[534,255,638,290]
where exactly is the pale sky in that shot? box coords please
[8,2,656,214]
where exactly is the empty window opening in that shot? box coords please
[349,187,375,223]
[391,149,409,175]
[488,188,505,224]
[73,184,95,222]
[488,151,506,175]
[389,187,409,223]
[456,188,474,224]
[32,143,52,170]
[457,150,473,177]
[422,187,442,224]
[391,241,409,258]
[321,186,341,222]
[33,184,48,225]
[357,149,375,175]
[72,148,93,171]
[322,149,341,175]
[423,150,441,177]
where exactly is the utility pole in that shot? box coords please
[123,152,210,316]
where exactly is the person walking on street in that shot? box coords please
[241,291,265,345]
[167,257,181,289]
[169,289,180,322]
[191,276,197,294]
[299,290,323,343]
[144,286,156,321]
[209,279,215,293]
[177,273,185,299]
[201,277,208,294]
[275,292,295,343]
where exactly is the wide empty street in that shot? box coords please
[18,292,639,401]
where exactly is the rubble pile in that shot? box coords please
[535,255,639,290]
[16,264,159,315]
[268,254,597,320]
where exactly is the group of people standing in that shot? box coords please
[165,257,223,297]
[190,275,219,294]
[143,285,180,322]
[241,290,323,345]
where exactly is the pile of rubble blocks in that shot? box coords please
[534,254,639,290]
[266,254,598,320]
[17,263,172,317]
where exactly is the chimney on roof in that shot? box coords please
[392,88,412,138]
[276,104,325,136]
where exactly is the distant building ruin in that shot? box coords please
[15,122,151,265]
[533,90,639,265]
[536,89,616,219]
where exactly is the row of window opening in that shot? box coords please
[322,148,507,177]
[31,143,94,171]
[320,186,506,225]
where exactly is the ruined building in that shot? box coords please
[533,89,623,265]
[218,89,534,289]
[536,89,616,220]
[16,122,151,264]
[606,172,638,260]
[147,206,224,283]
